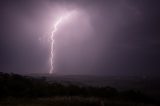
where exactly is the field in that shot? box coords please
[37,74,160,99]
[0,73,159,106]
[0,97,157,106]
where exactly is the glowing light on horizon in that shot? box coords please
[49,11,76,74]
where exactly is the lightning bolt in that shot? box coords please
[49,12,75,74]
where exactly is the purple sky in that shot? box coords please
[0,0,160,76]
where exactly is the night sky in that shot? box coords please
[0,0,160,76]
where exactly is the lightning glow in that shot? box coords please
[49,11,76,74]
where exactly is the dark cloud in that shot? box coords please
[0,0,160,76]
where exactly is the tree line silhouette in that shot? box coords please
[0,72,155,104]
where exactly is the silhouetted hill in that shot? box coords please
[0,72,159,105]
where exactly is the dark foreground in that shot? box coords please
[0,97,157,106]
[0,72,159,106]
